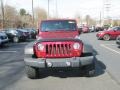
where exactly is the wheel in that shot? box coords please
[83,62,95,77]
[25,66,39,79]
[103,34,110,41]
[97,36,101,40]
[13,37,19,43]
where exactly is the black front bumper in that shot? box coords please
[24,54,95,68]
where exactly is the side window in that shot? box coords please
[117,27,120,31]
[114,27,118,30]
[6,30,11,33]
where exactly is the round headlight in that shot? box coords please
[73,43,80,49]
[38,44,44,51]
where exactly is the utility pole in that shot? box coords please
[1,0,5,30]
[32,0,34,27]
[104,0,111,24]
[100,11,102,26]
[47,0,50,19]
[55,0,58,18]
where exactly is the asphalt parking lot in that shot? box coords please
[0,33,120,90]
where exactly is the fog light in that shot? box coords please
[47,62,52,67]
[66,61,71,66]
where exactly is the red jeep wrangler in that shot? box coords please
[24,19,95,79]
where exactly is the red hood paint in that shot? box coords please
[99,30,114,33]
[38,31,78,39]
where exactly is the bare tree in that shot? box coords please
[74,13,82,25]
[4,5,18,28]
[84,15,96,26]
[34,7,47,21]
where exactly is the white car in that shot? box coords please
[0,32,9,46]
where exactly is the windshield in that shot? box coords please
[41,20,77,31]
[108,27,119,31]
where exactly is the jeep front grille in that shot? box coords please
[45,43,72,57]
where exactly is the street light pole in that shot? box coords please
[1,0,5,30]
[32,0,34,27]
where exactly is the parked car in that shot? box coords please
[95,26,103,32]
[0,32,9,46]
[103,25,110,31]
[4,29,29,43]
[116,35,120,48]
[17,29,30,39]
[78,26,82,35]
[24,28,37,39]
[24,19,95,79]
[82,26,89,33]
[96,26,120,40]
[89,26,95,32]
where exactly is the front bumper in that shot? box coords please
[0,39,9,45]
[96,33,104,39]
[24,54,95,68]
[19,36,29,40]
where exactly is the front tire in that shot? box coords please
[103,34,110,41]
[25,66,39,79]
[83,62,95,77]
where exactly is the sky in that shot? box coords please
[3,0,120,19]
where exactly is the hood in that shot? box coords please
[38,31,78,39]
[99,30,113,33]
[0,32,6,36]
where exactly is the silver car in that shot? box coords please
[0,32,9,46]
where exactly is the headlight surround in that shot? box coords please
[99,31,104,35]
[73,43,80,49]
[100,32,104,34]
[37,43,44,51]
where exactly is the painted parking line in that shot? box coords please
[101,44,116,46]
[100,44,120,55]
[0,51,17,53]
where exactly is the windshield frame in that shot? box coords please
[40,20,77,32]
